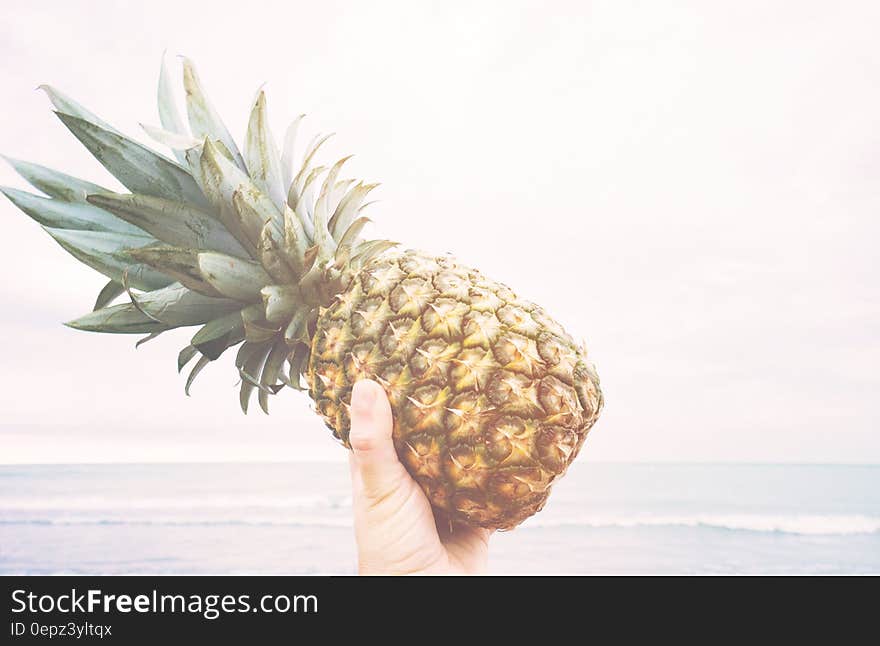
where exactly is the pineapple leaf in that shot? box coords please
[259,218,298,283]
[1,186,145,235]
[202,138,284,244]
[245,90,285,212]
[302,245,319,274]
[198,139,260,256]
[94,279,125,311]
[140,123,201,152]
[65,302,170,334]
[54,112,209,210]
[329,182,379,240]
[185,354,211,396]
[282,309,310,345]
[312,157,352,257]
[181,59,247,172]
[320,157,352,205]
[184,143,211,207]
[157,52,189,164]
[237,341,272,413]
[281,205,309,273]
[294,165,325,240]
[334,216,370,263]
[329,179,357,222]
[39,85,121,135]
[127,282,242,327]
[234,341,253,369]
[351,239,397,266]
[190,309,245,360]
[289,133,333,209]
[280,114,305,191]
[3,156,109,203]
[241,303,279,343]
[44,227,172,291]
[135,331,164,348]
[127,246,223,297]
[177,345,198,373]
[197,252,272,303]
[286,343,310,391]
[261,284,300,325]
[230,188,282,254]
[86,192,249,258]
[259,337,289,413]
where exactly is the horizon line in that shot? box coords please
[0,459,878,467]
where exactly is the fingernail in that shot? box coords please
[351,380,376,412]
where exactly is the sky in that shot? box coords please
[0,1,877,464]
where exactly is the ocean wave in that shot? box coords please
[523,514,880,535]
[0,494,351,512]
[1,514,878,535]
[0,517,354,528]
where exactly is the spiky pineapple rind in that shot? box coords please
[308,250,603,530]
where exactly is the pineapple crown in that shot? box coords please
[1,55,395,413]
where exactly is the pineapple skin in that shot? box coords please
[308,251,603,530]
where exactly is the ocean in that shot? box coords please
[1,462,877,574]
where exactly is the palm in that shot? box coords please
[347,379,491,575]
[349,453,491,574]
[434,509,492,573]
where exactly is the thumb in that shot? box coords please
[348,379,409,499]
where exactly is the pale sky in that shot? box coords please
[0,1,877,464]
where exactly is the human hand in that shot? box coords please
[348,379,492,575]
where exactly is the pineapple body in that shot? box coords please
[309,251,603,529]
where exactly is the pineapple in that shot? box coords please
[2,57,603,530]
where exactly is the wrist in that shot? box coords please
[357,552,450,576]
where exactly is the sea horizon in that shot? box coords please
[2,459,878,466]
[2,462,878,574]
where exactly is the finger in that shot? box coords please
[348,379,408,499]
